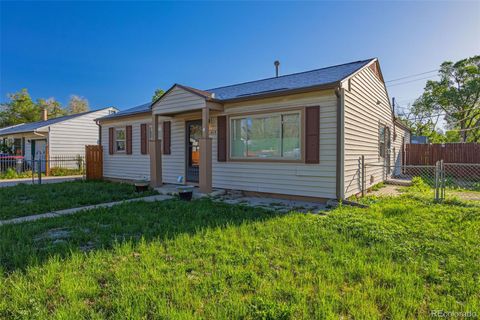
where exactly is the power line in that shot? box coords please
[385,69,438,83]
[394,97,418,104]
[386,75,438,87]
[446,125,480,132]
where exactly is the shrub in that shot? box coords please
[49,167,84,176]
[0,169,40,180]
[410,176,430,192]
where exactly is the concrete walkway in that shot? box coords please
[0,175,83,188]
[0,194,172,226]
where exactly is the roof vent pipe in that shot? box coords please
[274,60,280,77]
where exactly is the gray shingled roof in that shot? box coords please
[98,102,151,121]
[100,59,373,121]
[206,59,373,100]
[0,108,111,136]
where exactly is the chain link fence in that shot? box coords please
[362,157,480,201]
[443,163,480,190]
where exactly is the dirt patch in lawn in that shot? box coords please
[368,184,405,197]
[450,191,480,202]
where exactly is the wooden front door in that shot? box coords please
[186,120,202,182]
[85,145,103,180]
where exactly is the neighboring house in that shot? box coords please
[97,58,410,200]
[0,107,117,165]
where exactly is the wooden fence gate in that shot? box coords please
[85,145,103,180]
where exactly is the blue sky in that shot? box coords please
[1,1,479,113]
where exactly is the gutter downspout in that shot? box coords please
[95,120,102,146]
[335,87,345,200]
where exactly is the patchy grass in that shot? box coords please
[0,168,39,180]
[0,180,157,220]
[0,192,478,319]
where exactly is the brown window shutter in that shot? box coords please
[163,121,171,155]
[140,124,147,155]
[217,116,227,162]
[126,125,132,155]
[305,106,320,164]
[109,127,114,155]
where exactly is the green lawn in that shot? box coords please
[0,180,157,220]
[0,188,478,319]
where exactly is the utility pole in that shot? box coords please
[392,97,395,116]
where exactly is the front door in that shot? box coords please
[186,120,202,182]
[32,139,47,172]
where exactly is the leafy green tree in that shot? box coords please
[152,89,165,102]
[0,89,40,127]
[399,116,446,143]
[67,95,89,114]
[37,97,67,119]
[412,55,480,142]
[444,130,461,143]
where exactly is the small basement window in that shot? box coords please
[115,128,126,152]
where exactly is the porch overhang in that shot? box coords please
[152,84,223,116]
[150,83,223,193]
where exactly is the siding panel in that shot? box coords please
[152,86,206,115]
[102,117,151,181]
[48,108,114,158]
[212,91,337,199]
[343,64,410,197]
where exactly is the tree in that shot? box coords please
[412,56,480,142]
[37,97,66,119]
[152,89,165,102]
[0,89,40,127]
[399,115,446,143]
[67,95,89,114]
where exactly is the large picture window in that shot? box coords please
[230,111,301,160]
[115,128,126,152]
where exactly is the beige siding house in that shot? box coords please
[98,58,410,201]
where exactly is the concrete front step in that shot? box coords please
[154,184,226,198]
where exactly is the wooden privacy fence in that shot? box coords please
[405,143,480,165]
[85,145,103,180]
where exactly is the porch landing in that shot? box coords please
[154,184,225,198]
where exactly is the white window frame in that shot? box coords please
[379,123,390,159]
[115,127,126,153]
[229,110,302,161]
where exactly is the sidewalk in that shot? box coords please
[0,175,83,188]
[0,194,172,226]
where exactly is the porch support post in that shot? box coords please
[199,107,212,193]
[150,114,162,187]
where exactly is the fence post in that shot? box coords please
[16,158,22,174]
[37,159,42,184]
[361,155,365,197]
[440,160,445,201]
[31,159,35,184]
[434,160,439,202]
